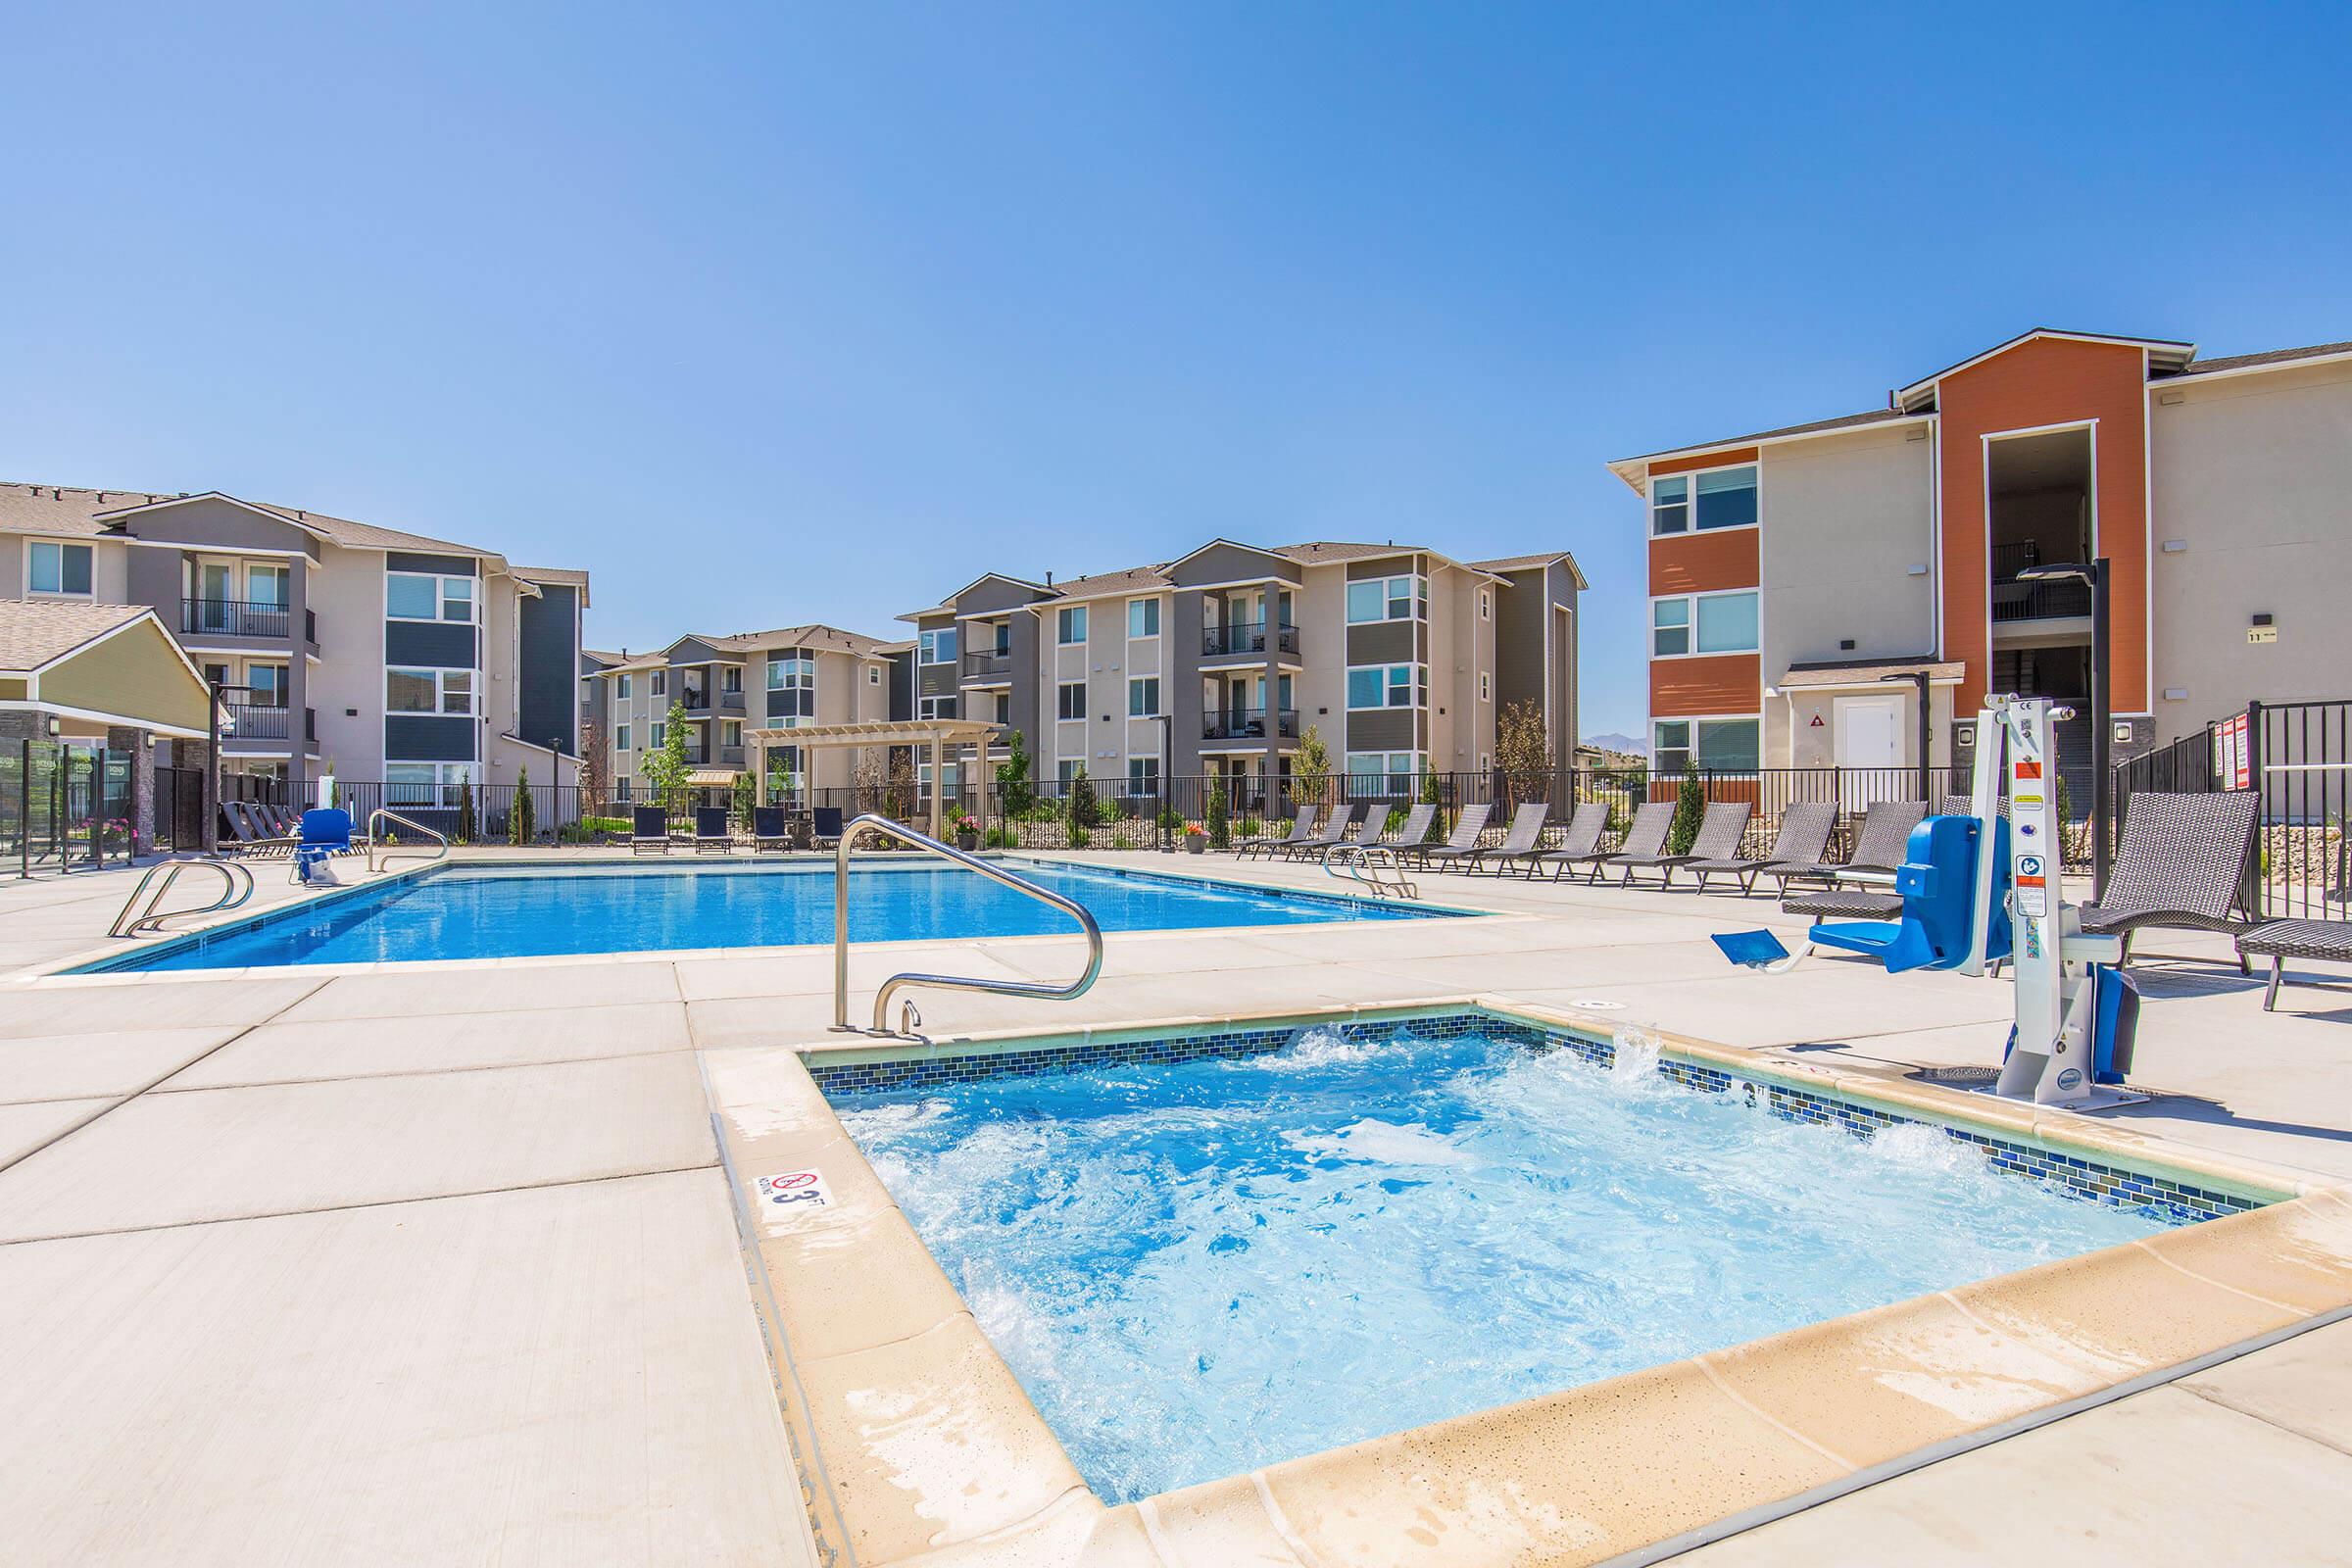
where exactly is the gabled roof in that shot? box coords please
[1468,550,1591,592]
[2156,339,2352,380]
[1044,564,1174,600]
[0,600,162,672]
[514,565,592,608]
[662,622,900,659]
[1893,328,2195,413]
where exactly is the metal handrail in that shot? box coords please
[109,856,255,937]
[366,808,452,873]
[1322,842,1419,900]
[834,811,1102,1037]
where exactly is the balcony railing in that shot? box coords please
[1990,542,2092,623]
[962,648,1014,680]
[223,700,290,741]
[182,599,291,639]
[719,744,745,766]
[681,687,712,711]
[305,608,318,651]
[1202,707,1298,741]
[1201,620,1299,659]
[719,689,746,713]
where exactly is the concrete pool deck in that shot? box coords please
[2,846,2349,1564]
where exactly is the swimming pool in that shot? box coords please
[826,1013,2229,1504]
[85,858,1449,971]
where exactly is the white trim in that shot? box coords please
[1649,712,1765,771]
[1978,418,2098,704]
[20,537,98,600]
[1647,588,1762,661]
[1606,414,1934,493]
[2141,347,2156,716]
[2149,346,2352,389]
[1645,460,1761,540]
[383,565,478,625]
[122,538,315,562]
[0,698,208,740]
[1896,330,2192,411]
[1778,675,1963,694]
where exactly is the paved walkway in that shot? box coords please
[0,847,2346,1564]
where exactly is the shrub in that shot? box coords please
[510,766,536,845]
[1667,759,1704,857]
[1291,726,1331,808]
[997,728,1034,815]
[731,773,756,832]
[1066,764,1100,830]
[984,825,1017,850]
[1206,780,1230,849]
[1236,814,1261,841]
[1384,805,1407,835]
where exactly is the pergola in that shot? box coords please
[744,717,999,839]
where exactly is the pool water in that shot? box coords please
[833,1024,2182,1503]
[94,859,1442,971]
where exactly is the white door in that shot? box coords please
[1836,696,1904,811]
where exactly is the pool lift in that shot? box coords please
[1712,695,2143,1110]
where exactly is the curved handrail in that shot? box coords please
[109,856,255,937]
[366,808,452,874]
[1322,842,1418,900]
[834,812,1103,1037]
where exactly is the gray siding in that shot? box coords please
[386,551,478,577]
[1170,543,1298,587]
[385,714,476,761]
[386,620,478,667]
[517,584,579,754]
[1345,620,1418,665]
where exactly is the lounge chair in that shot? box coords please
[2078,790,2263,967]
[1531,802,1610,880]
[2237,835,2349,1009]
[1776,799,1932,919]
[809,807,846,851]
[220,801,295,858]
[693,807,732,853]
[1577,801,1671,884]
[630,806,671,856]
[752,807,793,853]
[1406,803,1494,871]
[1612,800,1751,888]
[1688,801,1838,895]
[1236,808,1318,860]
[1363,803,1437,857]
[1277,804,1359,861]
[1467,803,1553,877]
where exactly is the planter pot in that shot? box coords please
[956,830,980,852]
[1185,837,1205,855]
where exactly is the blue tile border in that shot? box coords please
[809,1008,2265,1227]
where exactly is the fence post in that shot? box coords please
[2243,699,2265,921]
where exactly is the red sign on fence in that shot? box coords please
[2215,711,2252,790]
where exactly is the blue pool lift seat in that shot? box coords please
[291,808,357,883]
[1807,815,2012,974]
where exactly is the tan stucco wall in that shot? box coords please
[307,545,390,778]
[2148,361,2352,734]
[37,618,210,733]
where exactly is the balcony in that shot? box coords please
[1202,707,1298,742]
[719,689,746,714]
[223,700,291,742]
[305,608,318,654]
[1990,543,2092,623]
[1201,620,1299,660]
[680,687,712,712]
[719,744,745,766]
[962,648,1014,682]
[182,599,291,639]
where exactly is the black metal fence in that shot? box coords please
[329,782,598,844]
[2114,698,2349,922]
[3,741,136,875]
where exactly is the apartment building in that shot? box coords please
[587,623,908,807]
[1612,329,2352,801]
[902,538,1582,804]
[0,483,587,799]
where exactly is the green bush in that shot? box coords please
[1206,781,1230,850]
[1236,814,1261,841]
[1384,806,1407,835]
[510,766,536,845]
[1667,759,1704,857]
[456,779,477,844]
[984,825,1017,850]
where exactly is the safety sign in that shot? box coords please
[754,1169,834,1216]
[2015,854,2046,918]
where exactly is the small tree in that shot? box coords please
[1667,757,1705,857]
[1205,778,1230,850]
[456,776,478,843]
[853,750,886,815]
[1291,724,1332,810]
[579,719,610,811]
[731,771,756,832]
[639,703,691,818]
[997,726,1034,815]
[510,765,537,844]
[1066,763,1099,832]
[885,750,917,820]
[1495,699,1549,811]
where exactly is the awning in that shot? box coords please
[686,768,739,787]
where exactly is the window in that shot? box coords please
[1652,591,1758,658]
[721,665,742,693]
[1128,676,1160,716]
[994,692,1011,725]
[385,761,477,808]
[1346,663,1422,710]
[1652,717,1760,773]
[1056,760,1082,787]
[1057,606,1088,644]
[919,695,960,719]
[1127,599,1159,638]
[1479,670,1491,702]
[651,721,666,747]
[247,564,289,609]
[651,671,666,698]
[247,664,289,707]
[1344,752,1419,791]
[387,667,471,714]
[387,571,473,622]
[918,627,958,664]
[27,541,93,597]
[1695,466,1759,530]
[867,665,881,685]
[1345,573,1427,624]
[1057,681,1087,721]
[1649,475,1690,535]
[766,655,814,717]
[615,776,632,803]
[1479,588,1491,620]
[721,720,742,749]
[616,724,632,752]
[616,672,632,700]
[1128,758,1160,788]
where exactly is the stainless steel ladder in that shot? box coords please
[833,812,1102,1038]
[109,856,256,937]
[366,808,452,874]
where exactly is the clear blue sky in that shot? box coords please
[5,3,2347,737]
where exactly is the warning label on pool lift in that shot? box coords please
[755,1170,834,1215]
[2015,855,2047,918]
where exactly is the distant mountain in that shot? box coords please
[1582,732,1642,756]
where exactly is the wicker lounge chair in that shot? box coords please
[1777,799,1931,918]
[1277,804,1359,861]
[1533,802,1615,881]
[1406,803,1494,870]
[1237,808,1319,860]
[630,806,671,856]
[1577,802,1674,884]
[2078,791,2263,966]
[1614,801,1751,888]
[1468,803,1554,877]
[752,807,793,853]
[2237,835,2350,1009]
[692,807,732,853]
[1688,801,1837,895]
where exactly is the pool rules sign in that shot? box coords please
[754,1169,834,1218]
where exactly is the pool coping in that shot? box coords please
[701,993,2352,1568]
[24,852,1493,983]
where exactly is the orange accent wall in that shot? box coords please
[1650,654,1760,718]
[1648,527,1760,596]
[1936,337,2150,711]
[1648,446,1759,478]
